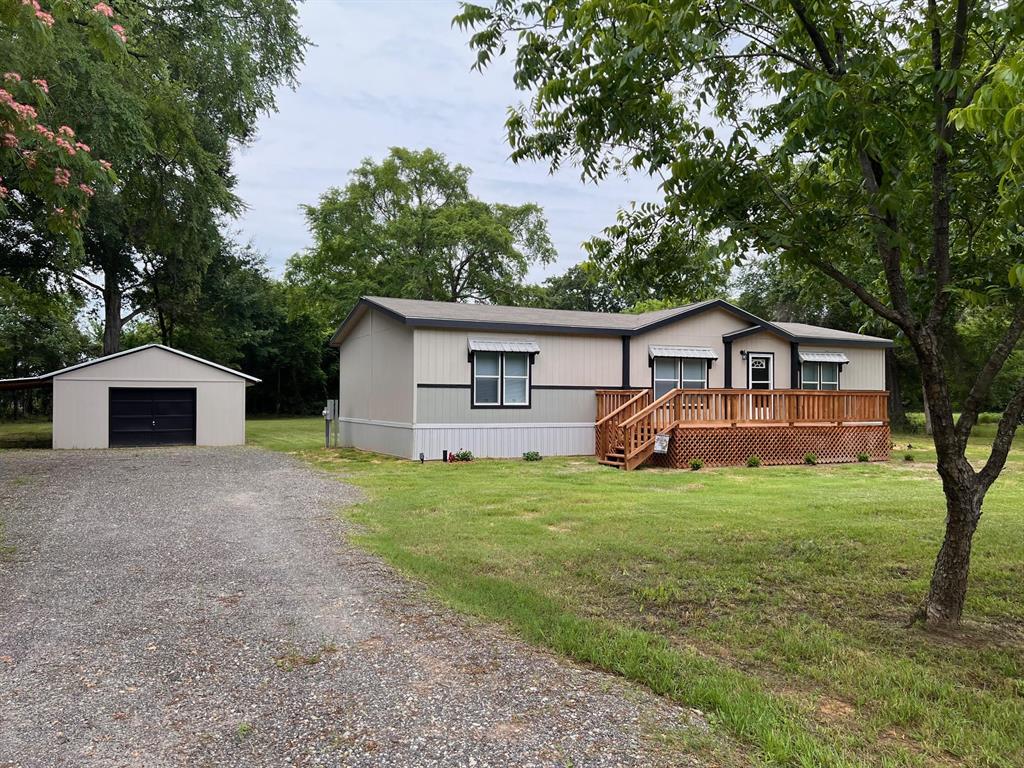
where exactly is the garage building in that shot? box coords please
[0,344,259,449]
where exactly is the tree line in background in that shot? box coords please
[4,132,1021,421]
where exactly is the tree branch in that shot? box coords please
[787,0,838,75]
[805,255,908,330]
[71,272,103,293]
[956,305,1024,446]
[119,306,147,326]
[978,376,1024,492]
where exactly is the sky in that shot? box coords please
[231,0,663,282]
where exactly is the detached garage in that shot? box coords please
[1,345,259,449]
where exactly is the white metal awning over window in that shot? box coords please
[468,339,540,354]
[799,351,850,364]
[648,345,718,359]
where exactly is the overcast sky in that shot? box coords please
[231,0,663,282]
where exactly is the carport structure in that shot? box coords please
[0,344,259,448]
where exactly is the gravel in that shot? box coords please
[0,447,706,767]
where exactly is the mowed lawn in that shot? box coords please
[248,417,1024,768]
[5,417,1022,765]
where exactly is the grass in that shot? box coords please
[4,415,1021,765]
[248,417,1024,768]
[0,419,51,449]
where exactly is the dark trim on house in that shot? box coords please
[417,383,620,391]
[789,336,893,348]
[469,350,534,409]
[790,342,801,390]
[724,340,732,388]
[621,335,630,388]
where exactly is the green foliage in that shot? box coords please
[689,458,704,471]
[857,452,870,463]
[746,455,761,468]
[522,450,542,461]
[287,147,556,326]
[904,452,916,463]
[451,449,475,462]
[1,0,308,352]
[804,453,818,466]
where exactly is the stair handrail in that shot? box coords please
[619,388,680,429]
[596,389,651,426]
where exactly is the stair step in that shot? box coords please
[598,458,625,467]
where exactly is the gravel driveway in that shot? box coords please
[0,448,703,767]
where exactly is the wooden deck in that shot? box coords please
[595,388,890,470]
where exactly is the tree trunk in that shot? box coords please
[923,477,982,626]
[922,384,933,435]
[885,348,908,430]
[102,272,122,355]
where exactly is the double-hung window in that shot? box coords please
[653,357,708,399]
[802,361,840,390]
[472,351,531,407]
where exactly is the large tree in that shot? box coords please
[458,0,1024,627]
[2,0,307,354]
[287,147,557,322]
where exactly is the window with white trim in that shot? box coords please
[653,357,708,398]
[801,361,840,390]
[472,351,531,407]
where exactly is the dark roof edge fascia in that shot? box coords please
[792,336,894,348]
[328,296,893,348]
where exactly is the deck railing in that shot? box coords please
[595,389,651,458]
[601,388,889,469]
[595,389,646,421]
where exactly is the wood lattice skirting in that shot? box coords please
[647,424,891,468]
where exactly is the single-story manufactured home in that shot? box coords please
[329,297,893,469]
[0,344,259,449]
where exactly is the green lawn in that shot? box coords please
[247,417,1023,768]
[0,419,51,449]
[5,416,1022,765]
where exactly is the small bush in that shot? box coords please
[804,452,818,465]
[522,450,542,462]
[450,449,474,462]
[689,458,704,471]
[857,452,870,462]
[904,452,915,462]
[746,455,761,468]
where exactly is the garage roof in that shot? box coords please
[0,344,261,389]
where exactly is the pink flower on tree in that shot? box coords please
[53,167,71,187]
[111,24,126,42]
[92,2,114,17]
[78,183,95,197]
[32,79,48,94]
[58,125,75,138]
[22,150,37,168]
[2,133,17,147]
[3,73,21,83]
[75,141,91,152]
[0,185,8,200]
[99,159,112,171]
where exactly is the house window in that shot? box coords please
[802,361,840,390]
[472,351,531,407]
[653,357,708,399]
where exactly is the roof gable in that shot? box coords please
[42,344,260,383]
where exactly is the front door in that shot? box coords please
[748,354,773,390]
